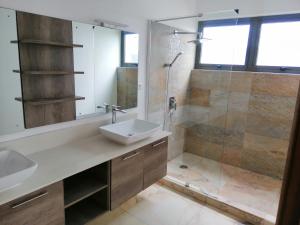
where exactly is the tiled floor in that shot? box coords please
[167,153,282,223]
[88,184,244,225]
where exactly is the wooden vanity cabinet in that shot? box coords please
[143,138,168,189]
[111,149,144,209]
[0,182,65,225]
[111,138,168,209]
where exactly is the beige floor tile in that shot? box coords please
[87,208,146,225]
[124,184,242,225]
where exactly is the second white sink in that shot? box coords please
[99,119,160,145]
[0,150,38,192]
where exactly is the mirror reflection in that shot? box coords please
[0,8,139,135]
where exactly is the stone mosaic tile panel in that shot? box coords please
[184,69,300,178]
[245,113,293,140]
[251,73,300,97]
[248,94,296,121]
[189,87,210,106]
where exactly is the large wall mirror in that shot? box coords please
[0,7,139,136]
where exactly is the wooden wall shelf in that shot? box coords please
[13,70,84,76]
[11,39,83,48]
[15,96,85,105]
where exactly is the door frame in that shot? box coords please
[276,88,300,225]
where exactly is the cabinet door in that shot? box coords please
[111,149,144,209]
[0,182,65,225]
[143,138,168,189]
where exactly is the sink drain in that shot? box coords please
[179,164,188,169]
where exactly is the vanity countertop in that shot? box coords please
[0,130,170,205]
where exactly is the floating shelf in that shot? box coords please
[13,70,84,76]
[11,39,83,48]
[15,96,85,105]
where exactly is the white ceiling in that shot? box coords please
[0,0,299,31]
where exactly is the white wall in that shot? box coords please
[0,8,24,135]
[196,0,300,20]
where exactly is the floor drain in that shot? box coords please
[179,165,188,169]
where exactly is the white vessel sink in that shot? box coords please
[99,119,161,145]
[0,150,37,192]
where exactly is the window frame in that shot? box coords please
[195,14,300,74]
[121,31,139,67]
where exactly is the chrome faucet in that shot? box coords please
[112,105,127,123]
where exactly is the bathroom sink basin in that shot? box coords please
[99,119,161,145]
[0,150,38,192]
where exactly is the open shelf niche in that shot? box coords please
[64,162,110,225]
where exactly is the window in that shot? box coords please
[121,32,139,67]
[256,21,300,67]
[200,25,250,65]
[195,14,300,73]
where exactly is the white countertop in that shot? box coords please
[0,130,170,205]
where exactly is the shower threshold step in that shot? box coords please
[159,176,275,225]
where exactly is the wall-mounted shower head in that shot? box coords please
[173,30,202,35]
[164,52,184,67]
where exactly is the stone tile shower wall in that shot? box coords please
[147,22,195,160]
[185,69,299,179]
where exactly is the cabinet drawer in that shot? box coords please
[111,149,144,209]
[143,138,168,189]
[0,182,65,225]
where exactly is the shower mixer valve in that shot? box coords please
[169,97,177,111]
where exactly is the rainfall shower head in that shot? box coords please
[172,30,212,45]
[188,32,212,45]
[164,52,184,67]
[173,30,202,35]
